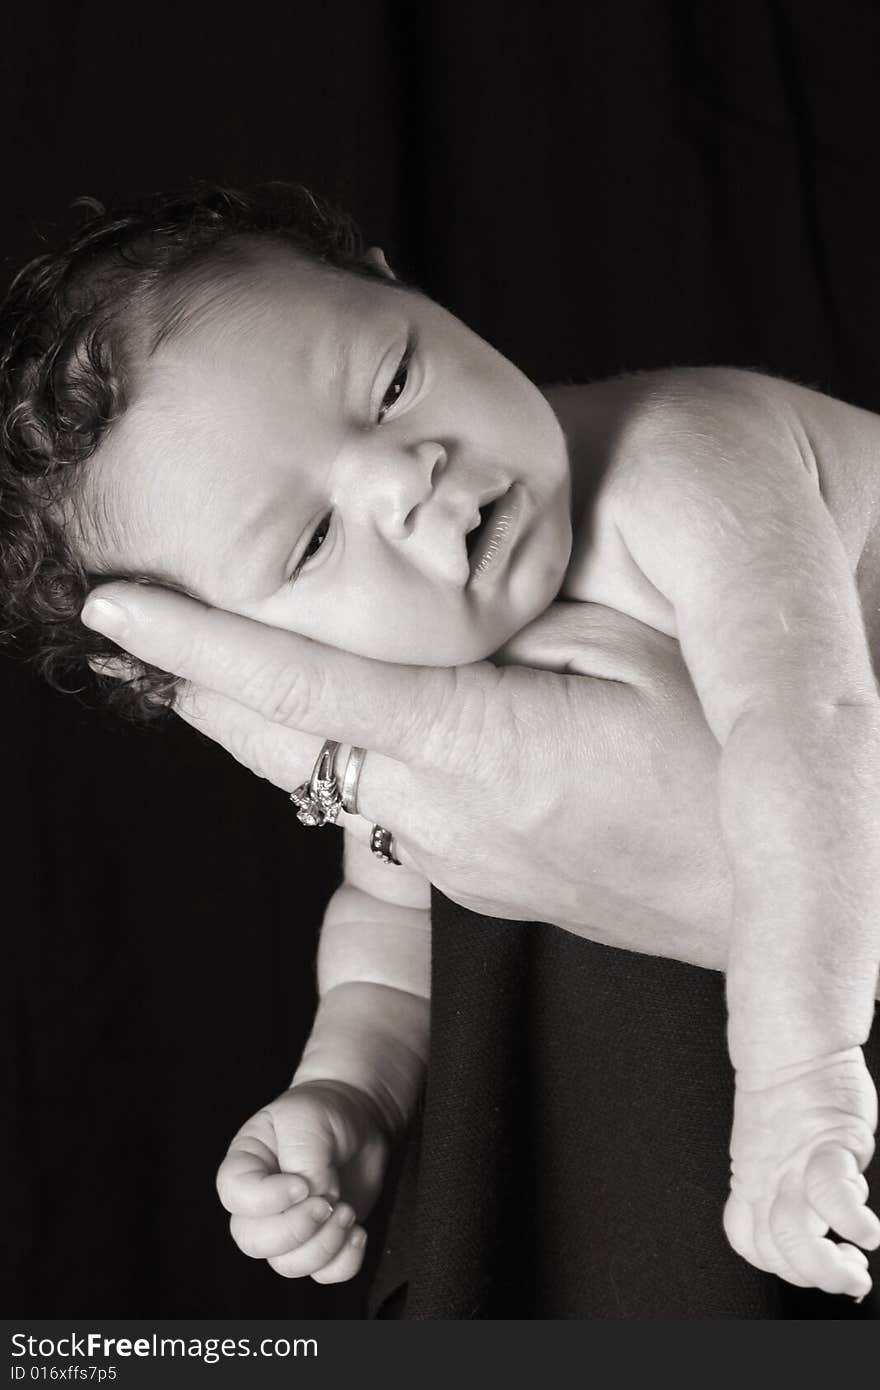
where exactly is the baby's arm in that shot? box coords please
[216,830,431,1282]
[586,367,880,1296]
[292,829,431,1131]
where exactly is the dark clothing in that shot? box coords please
[370,890,880,1319]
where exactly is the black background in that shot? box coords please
[3,0,880,1318]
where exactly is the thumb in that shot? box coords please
[81,582,459,764]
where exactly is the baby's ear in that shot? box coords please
[364,246,396,281]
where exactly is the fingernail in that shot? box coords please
[350,1229,367,1249]
[335,1206,356,1229]
[313,1200,334,1223]
[81,598,128,638]
[287,1178,309,1203]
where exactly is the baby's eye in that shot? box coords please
[377,338,415,423]
[291,513,332,581]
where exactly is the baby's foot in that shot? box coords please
[723,1046,880,1299]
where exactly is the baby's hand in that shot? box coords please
[723,1047,880,1299]
[216,1080,391,1283]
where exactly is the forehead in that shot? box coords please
[128,249,409,480]
[151,247,390,394]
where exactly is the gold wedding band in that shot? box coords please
[341,745,368,816]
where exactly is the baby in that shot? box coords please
[2,182,879,1301]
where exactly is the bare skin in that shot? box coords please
[261,367,880,1291]
[81,347,880,1293]
[559,368,880,1296]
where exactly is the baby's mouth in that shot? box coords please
[465,484,522,584]
[465,501,494,560]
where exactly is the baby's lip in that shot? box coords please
[464,482,521,583]
[430,478,512,587]
[462,482,511,543]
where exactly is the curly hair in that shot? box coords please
[0,180,403,721]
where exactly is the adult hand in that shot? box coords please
[81,585,732,970]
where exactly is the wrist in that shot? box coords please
[286,1075,398,1143]
[292,981,430,1136]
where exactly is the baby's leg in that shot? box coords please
[719,705,880,1297]
[600,370,880,1294]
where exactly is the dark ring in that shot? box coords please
[369,824,401,865]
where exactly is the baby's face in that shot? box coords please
[77,248,572,665]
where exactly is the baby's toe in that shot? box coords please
[804,1146,880,1250]
[769,1191,873,1299]
[723,1192,811,1287]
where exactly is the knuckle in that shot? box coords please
[162,624,205,681]
[311,1224,341,1257]
[241,1114,277,1151]
[419,664,503,771]
[240,655,316,728]
[382,674,452,763]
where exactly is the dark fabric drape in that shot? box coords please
[3,0,880,1317]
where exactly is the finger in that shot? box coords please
[81,584,461,763]
[267,1202,358,1279]
[176,682,328,790]
[310,1227,368,1284]
[769,1191,873,1298]
[335,810,416,869]
[804,1147,880,1250]
[216,1143,309,1216]
[87,655,135,681]
[493,599,664,679]
[229,1196,335,1259]
[173,683,406,839]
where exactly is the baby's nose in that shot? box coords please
[384,440,448,537]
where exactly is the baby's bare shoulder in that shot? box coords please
[565,369,880,613]
[654,371,879,562]
[751,371,880,572]
[558,366,878,633]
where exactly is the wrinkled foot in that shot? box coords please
[724,1047,880,1299]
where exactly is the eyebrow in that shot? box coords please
[330,315,407,409]
[325,327,353,394]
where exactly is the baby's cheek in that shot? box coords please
[245,575,509,668]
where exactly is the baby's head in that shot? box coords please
[0,181,571,719]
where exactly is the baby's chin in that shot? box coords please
[384,571,569,668]
[344,604,522,668]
